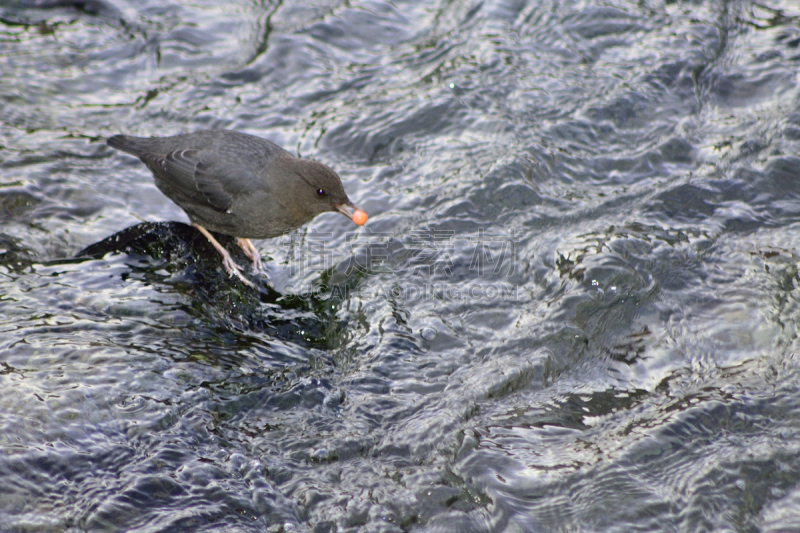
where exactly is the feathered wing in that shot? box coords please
[139,149,260,213]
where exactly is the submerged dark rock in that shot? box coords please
[78,221,334,346]
[78,220,262,287]
[80,221,237,263]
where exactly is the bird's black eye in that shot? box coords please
[316,188,326,196]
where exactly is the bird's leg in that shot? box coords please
[192,223,254,288]
[236,238,263,272]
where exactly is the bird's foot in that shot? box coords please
[192,223,255,288]
[221,252,255,288]
[237,238,263,272]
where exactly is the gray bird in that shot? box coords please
[107,129,368,287]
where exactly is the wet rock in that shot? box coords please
[78,221,333,346]
[78,220,266,288]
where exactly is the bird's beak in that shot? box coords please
[337,203,368,226]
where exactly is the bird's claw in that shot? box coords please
[237,238,263,272]
[251,254,263,272]
[192,223,256,288]
[221,254,255,288]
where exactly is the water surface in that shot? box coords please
[1,0,800,531]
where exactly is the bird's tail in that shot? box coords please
[107,135,151,156]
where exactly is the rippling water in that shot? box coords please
[2,0,800,531]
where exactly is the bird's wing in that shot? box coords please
[140,149,259,213]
